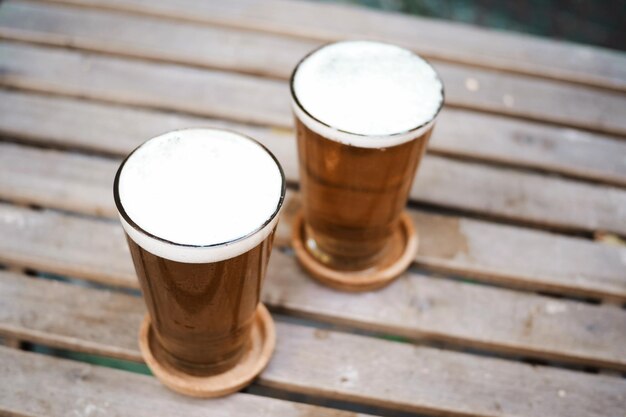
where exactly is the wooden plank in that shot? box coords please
[434,62,626,137]
[0,346,366,417]
[267,252,626,371]
[0,203,133,286]
[3,78,626,188]
[0,41,290,127]
[0,90,297,173]
[1,36,626,138]
[265,325,626,417]
[411,208,626,302]
[0,270,140,361]
[0,277,624,417]
[2,204,626,370]
[0,142,117,217]
[432,109,626,188]
[33,0,626,92]
[0,1,626,185]
[412,156,626,235]
[0,0,317,79]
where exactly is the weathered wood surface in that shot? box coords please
[2,0,625,187]
[3,88,626,189]
[32,0,626,92]
[0,270,140,360]
[1,34,625,137]
[1,274,625,417]
[2,203,626,370]
[2,96,626,235]
[0,41,289,127]
[412,156,626,235]
[0,0,317,79]
[3,140,626,300]
[0,2,625,415]
[283,199,626,302]
[431,110,626,188]
[265,326,626,417]
[0,142,116,217]
[1,142,625,301]
[0,345,368,417]
[0,203,134,286]
[0,90,296,158]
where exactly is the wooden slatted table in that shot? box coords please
[0,1,625,416]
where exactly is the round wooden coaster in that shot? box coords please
[291,211,418,292]
[138,303,275,398]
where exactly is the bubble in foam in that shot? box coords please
[115,129,284,263]
[292,41,444,147]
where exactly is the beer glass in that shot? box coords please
[113,128,285,397]
[290,41,444,291]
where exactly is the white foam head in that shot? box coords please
[114,128,285,263]
[291,40,444,148]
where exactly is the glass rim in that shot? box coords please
[113,127,287,251]
[289,40,445,145]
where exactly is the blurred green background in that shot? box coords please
[317,0,626,52]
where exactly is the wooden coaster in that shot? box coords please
[291,211,418,292]
[138,303,275,398]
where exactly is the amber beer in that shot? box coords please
[290,41,444,288]
[113,128,285,395]
[125,237,273,375]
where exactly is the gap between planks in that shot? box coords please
[20,0,626,92]
[0,274,625,417]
